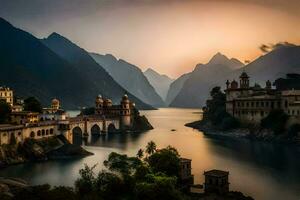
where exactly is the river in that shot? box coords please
[0,108,300,200]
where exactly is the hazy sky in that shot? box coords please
[1,0,300,78]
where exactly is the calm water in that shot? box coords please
[1,108,300,200]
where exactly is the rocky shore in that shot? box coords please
[0,136,93,168]
[185,120,300,144]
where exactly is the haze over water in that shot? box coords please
[0,108,299,200]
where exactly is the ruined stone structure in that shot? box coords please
[225,72,300,124]
[204,169,229,194]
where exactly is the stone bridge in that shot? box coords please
[67,116,120,145]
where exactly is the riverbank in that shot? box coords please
[0,136,93,168]
[185,120,300,144]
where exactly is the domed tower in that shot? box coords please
[266,80,272,90]
[95,95,104,115]
[230,80,238,89]
[51,98,60,110]
[239,72,250,89]
[120,94,131,129]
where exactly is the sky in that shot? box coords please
[1,0,300,78]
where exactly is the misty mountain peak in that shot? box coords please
[208,52,230,65]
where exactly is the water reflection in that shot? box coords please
[0,108,299,200]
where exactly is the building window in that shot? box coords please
[266,102,269,107]
[42,130,45,136]
[18,132,21,136]
[37,130,41,136]
[292,110,295,115]
[256,102,259,107]
[46,130,49,135]
[30,131,35,138]
[50,129,54,135]
[261,102,264,107]
[271,102,274,109]
[251,102,254,107]
[260,111,264,117]
[246,102,249,107]
[285,101,288,108]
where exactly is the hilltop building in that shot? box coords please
[225,72,300,124]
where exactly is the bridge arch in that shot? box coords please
[107,123,117,133]
[91,124,101,135]
[72,126,83,145]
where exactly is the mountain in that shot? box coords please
[165,72,191,106]
[170,53,244,108]
[232,45,300,83]
[0,17,153,109]
[144,68,174,101]
[90,53,165,107]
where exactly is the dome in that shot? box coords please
[240,72,249,79]
[121,94,130,104]
[231,80,238,89]
[52,98,60,105]
[95,95,103,104]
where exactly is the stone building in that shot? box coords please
[95,94,135,129]
[179,158,194,185]
[0,86,13,106]
[225,72,300,124]
[204,169,229,194]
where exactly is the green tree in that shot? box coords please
[95,171,125,199]
[104,152,142,176]
[74,164,97,196]
[136,148,144,159]
[147,146,180,177]
[261,109,289,134]
[24,97,42,113]
[135,174,182,200]
[146,141,156,155]
[0,100,11,123]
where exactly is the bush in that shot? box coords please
[287,124,300,138]
[261,109,289,134]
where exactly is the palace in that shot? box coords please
[0,89,137,145]
[225,72,300,124]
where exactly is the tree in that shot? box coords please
[261,109,289,134]
[135,174,182,200]
[137,148,144,159]
[0,100,11,123]
[74,164,97,196]
[95,171,125,199]
[146,141,156,155]
[147,146,180,177]
[24,97,42,113]
[104,152,142,176]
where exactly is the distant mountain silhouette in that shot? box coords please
[90,53,165,107]
[165,72,191,106]
[144,68,174,101]
[171,46,300,108]
[170,53,243,108]
[0,17,153,109]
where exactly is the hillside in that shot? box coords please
[170,53,243,108]
[90,53,165,107]
[0,18,153,110]
[165,72,191,106]
[144,68,174,101]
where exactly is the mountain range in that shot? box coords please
[90,53,165,107]
[0,17,153,110]
[170,46,300,108]
[144,68,174,101]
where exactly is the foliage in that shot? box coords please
[24,97,42,113]
[287,123,300,138]
[203,86,239,130]
[136,148,144,159]
[147,146,180,177]
[0,100,11,123]
[261,109,289,134]
[104,152,142,176]
[75,164,97,195]
[145,141,156,155]
[135,174,182,200]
